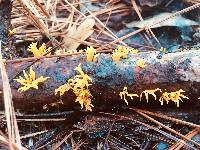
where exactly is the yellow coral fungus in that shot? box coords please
[159,89,189,107]
[55,83,71,96]
[140,88,162,103]
[129,49,138,54]
[68,64,92,91]
[160,47,167,53]
[112,51,122,61]
[119,86,139,105]
[75,89,93,111]
[112,46,138,61]
[14,66,50,92]
[55,49,67,55]
[28,42,51,58]
[85,46,97,62]
[117,46,129,59]
[43,100,64,111]
[68,64,93,111]
[136,59,146,68]
[55,64,93,111]
[8,28,16,36]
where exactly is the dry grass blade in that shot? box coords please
[0,41,23,150]
[130,108,200,128]
[133,109,200,148]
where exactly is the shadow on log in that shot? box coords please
[0,50,200,110]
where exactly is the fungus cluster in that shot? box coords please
[120,87,189,107]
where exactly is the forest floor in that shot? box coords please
[0,0,200,150]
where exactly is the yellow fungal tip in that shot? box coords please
[14,66,50,92]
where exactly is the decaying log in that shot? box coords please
[1,50,200,110]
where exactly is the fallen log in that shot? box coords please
[1,50,200,110]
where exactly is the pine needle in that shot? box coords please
[0,41,23,150]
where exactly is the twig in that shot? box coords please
[32,0,50,18]
[131,0,160,46]
[14,118,66,122]
[169,128,200,150]
[99,112,197,150]
[129,108,200,128]
[133,109,200,148]
[52,131,73,150]
[5,49,112,64]
[20,130,48,139]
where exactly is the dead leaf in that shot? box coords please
[63,18,95,51]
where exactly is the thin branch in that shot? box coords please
[133,109,200,148]
[129,108,200,128]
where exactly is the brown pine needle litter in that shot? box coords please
[132,109,200,148]
[0,41,25,150]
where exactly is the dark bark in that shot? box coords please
[0,50,200,110]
